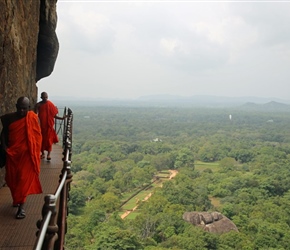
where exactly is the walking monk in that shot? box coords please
[35,92,65,161]
[0,97,42,219]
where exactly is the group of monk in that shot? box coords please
[0,92,65,219]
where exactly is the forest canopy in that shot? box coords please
[65,105,290,249]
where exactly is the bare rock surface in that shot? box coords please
[183,211,239,234]
[0,0,58,187]
[0,0,58,114]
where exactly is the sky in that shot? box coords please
[37,0,290,101]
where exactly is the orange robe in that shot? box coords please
[38,100,59,152]
[5,111,42,205]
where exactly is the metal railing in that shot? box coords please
[34,108,73,250]
[54,107,66,141]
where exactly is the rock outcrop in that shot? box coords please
[0,0,58,114]
[0,0,58,187]
[183,211,239,234]
[37,0,59,82]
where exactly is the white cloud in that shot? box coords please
[37,1,290,101]
[159,38,185,56]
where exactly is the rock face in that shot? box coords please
[183,211,239,234]
[37,0,59,82]
[0,0,59,187]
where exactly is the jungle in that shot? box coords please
[65,104,290,249]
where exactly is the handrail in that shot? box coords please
[55,171,67,200]
[54,107,66,138]
[34,107,73,250]
[34,211,52,250]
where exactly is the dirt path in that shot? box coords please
[121,170,177,219]
[169,170,178,179]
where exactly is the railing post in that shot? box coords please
[62,107,67,148]
[55,153,73,249]
[36,195,58,250]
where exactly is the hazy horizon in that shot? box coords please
[37,1,290,101]
[49,93,290,102]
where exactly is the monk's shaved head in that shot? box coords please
[16,96,30,117]
[17,97,30,107]
[40,92,48,102]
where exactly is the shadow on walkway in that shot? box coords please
[0,144,63,250]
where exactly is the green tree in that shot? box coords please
[88,226,143,250]
[174,148,194,169]
[100,192,120,213]
[69,187,87,215]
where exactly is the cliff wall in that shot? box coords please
[0,0,59,186]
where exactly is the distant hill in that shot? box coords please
[240,101,290,112]
[138,95,290,105]
[51,95,290,109]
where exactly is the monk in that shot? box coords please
[0,97,42,219]
[35,92,65,161]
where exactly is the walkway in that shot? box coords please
[0,144,63,250]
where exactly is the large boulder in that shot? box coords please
[183,211,239,234]
[37,0,59,82]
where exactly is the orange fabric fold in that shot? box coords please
[5,111,42,204]
[38,100,59,152]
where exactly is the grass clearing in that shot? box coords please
[156,173,170,178]
[122,199,138,210]
[121,189,152,210]
[209,196,222,208]
[195,161,220,172]
[120,170,176,219]
[126,212,140,219]
[121,190,139,201]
